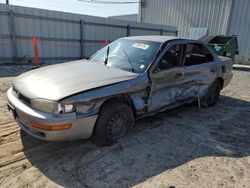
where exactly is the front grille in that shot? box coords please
[13,87,31,105]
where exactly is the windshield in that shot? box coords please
[89,39,161,73]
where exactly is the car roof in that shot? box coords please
[122,35,180,43]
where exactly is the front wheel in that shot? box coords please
[201,79,221,107]
[92,101,134,146]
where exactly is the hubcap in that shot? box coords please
[107,112,129,141]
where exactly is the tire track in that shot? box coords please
[0,128,20,137]
[0,155,27,168]
[0,121,16,127]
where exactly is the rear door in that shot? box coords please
[148,42,185,112]
[182,42,217,99]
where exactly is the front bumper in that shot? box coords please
[7,87,98,141]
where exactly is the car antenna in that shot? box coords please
[104,46,110,66]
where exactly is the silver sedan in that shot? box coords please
[7,36,233,146]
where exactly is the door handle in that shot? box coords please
[174,72,183,78]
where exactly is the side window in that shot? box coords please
[184,43,214,66]
[156,44,182,71]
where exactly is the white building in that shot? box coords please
[139,0,250,63]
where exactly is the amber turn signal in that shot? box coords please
[31,122,72,131]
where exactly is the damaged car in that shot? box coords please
[7,36,233,146]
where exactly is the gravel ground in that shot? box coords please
[0,65,250,188]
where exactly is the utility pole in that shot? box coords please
[6,0,9,5]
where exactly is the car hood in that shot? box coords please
[14,60,139,101]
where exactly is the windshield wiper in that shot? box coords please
[120,46,134,72]
[104,46,110,66]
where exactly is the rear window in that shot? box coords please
[184,43,214,66]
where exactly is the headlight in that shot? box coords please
[31,99,57,113]
[58,103,75,114]
[31,99,75,114]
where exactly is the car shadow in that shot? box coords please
[21,95,250,187]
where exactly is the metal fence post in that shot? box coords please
[127,25,130,37]
[80,20,84,59]
[9,10,17,61]
[160,28,163,35]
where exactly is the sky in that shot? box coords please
[0,0,139,17]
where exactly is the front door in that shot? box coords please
[148,43,185,112]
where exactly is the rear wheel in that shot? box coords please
[92,101,134,146]
[202,79,221,107]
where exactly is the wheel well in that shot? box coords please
[99,95,136,116]
[217,77,224,90]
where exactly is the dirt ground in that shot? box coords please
[0,65,250,188]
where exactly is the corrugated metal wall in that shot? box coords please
[0,11,12,59]
[0,4,177,65]
[227,0,250,62]
[141,0,233,37]
[140,0,250,63]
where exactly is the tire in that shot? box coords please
[201,79,221,107]
[91,101,134,146]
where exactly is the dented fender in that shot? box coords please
[61,74,149,117]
